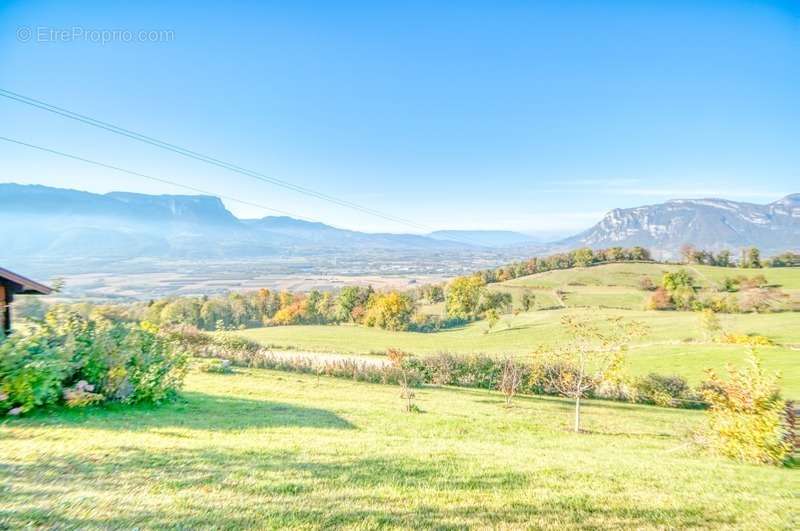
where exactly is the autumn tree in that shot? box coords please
[538,315,646,432]
[445,275,486,320]
[701,353,792,465]
[387,348,415,412]
[363,291,415,331]
[698,308,722,341]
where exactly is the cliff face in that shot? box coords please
[559,195,800,258]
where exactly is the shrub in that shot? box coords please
[635,373,696,407]
[638,277,656,291]
[0,309,188,415]
[719,333,773,346]
[647,288,673,310]
[701,354,793,465]
[0,331,68,414]
[200,359,234,374]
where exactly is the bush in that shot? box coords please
[0,331,68,414]
[647,288,673,310]
[638,277,656,291]
[635,373,698,407]
[701,354,793,465]
[0,309,188,415]
[174,329,714,412]
[719,333,773,346]
[200,359,234,374]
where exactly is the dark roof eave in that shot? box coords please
[0,267,53,295]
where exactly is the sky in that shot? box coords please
[1,1,799,237]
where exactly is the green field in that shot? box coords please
[237,262,800,397]
[486,263,800,311]
[238,308,800,396]
[2,366,797,529]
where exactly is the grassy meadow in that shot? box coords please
[2,366,798,529]
[239,263,800,397]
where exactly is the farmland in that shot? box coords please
[238,264,800,396]
[2,366,797,529]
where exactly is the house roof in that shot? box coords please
[0,267,52,295]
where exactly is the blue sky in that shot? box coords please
[1,1,798,236]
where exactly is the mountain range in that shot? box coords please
[1,184,798,266]
[560,195,800,258]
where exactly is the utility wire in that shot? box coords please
[0,88,434,232]
[0,135,315,221]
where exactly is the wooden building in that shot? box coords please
[0,267,52,336]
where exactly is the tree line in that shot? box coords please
[477,246,653,284]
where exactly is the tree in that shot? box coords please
[335,286,372,322]
[480,291,512,314]
[573,248,594,268]
[716,250,732,268]
[499,357,523,407]
[740,247,762,269]
[680,244,698,264]
[701,353,792,465]
[662,269,694,291]
[521,289,536,311]
[698,308,722,341]
[363,291,415,331]
[538,315,646,432]
[387,348,415,412]
[445,276,486,320]
[484,308,500,333]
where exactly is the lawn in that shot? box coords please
[238,309,800,397]
[2,367,797,529]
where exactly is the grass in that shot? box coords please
[493,262,800,312]
[2,366,797,529]
[238,308,800,397]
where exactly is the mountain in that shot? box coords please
[4,184,798,271]
[427,230,539,248]
[0,184,476,267]
[559,194,800,258]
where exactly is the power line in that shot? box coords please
[0,88,432,232]
[0,135,314,221]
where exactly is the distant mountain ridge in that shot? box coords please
[427,230,538,247]
[559,194,800,258]
[0,184,479,264]
[2,184,798,267]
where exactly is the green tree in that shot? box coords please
[484,308,500,333]
[521,290,535,311]
[743,247,762,269]
[573,248,594,268]
[662,269,694,291]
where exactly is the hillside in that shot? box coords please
[0,184,484,267]
[494,262,800,311]
[559,195,800,259]
[3,367,797,528]
[4,184,800,272]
